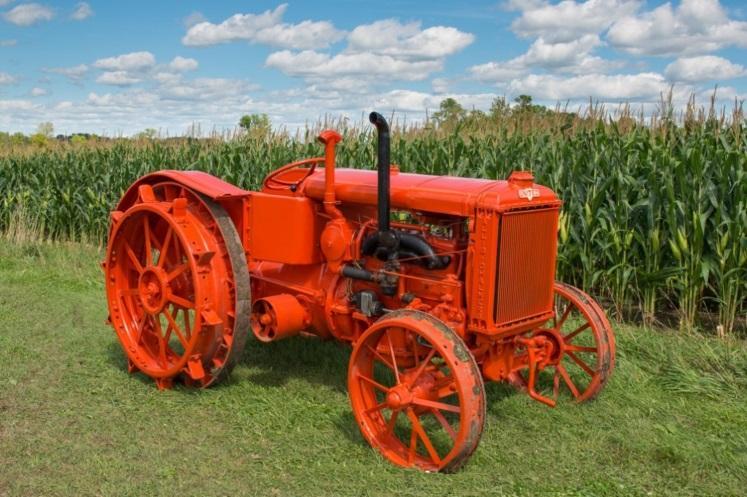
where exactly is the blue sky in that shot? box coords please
[0,0,745,135]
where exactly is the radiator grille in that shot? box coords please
[494,207,558,326]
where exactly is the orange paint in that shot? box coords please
[104,112,615,472]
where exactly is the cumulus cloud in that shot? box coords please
[30,87,47,96]
[70,2,92,21]
[471,34,623,84]
[45,64,88,82]
[3,3,54,26]
[94,51,156,72]
[182,4,344,50]
[266,50,443,81]
[96,71,141,86]
[507,72,670,100]
[347,19,474,60]
[665,55,746,83]
[0,72,17,85]
[608,0,747,56]
[509,0,641,43]
[168,56,199,72]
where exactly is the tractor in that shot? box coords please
[103,112,615,472]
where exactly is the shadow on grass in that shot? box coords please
[104,333,351,392]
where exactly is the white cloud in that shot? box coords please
[373,89,496,112]
[182,4,345,50]
[3,3,54,26]
[30,87,47,96]
[266,50,443,81]
[0,72,17,84]
[608,0,747,56]
[0,39,17,47]
[168,56,199,72]
[507,72,670,100]
[183,11,206,28]
[347,19,474,60]
[70,2,92,21]
[160,78,256,101]
[45,64,88,82]
[93,51,156,72]
[470,34,623,83]
[665,55,746,83]
[0,99,39,112]
[510,0,641,43]
[96,71,141,86]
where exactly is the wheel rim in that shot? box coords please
[348,310,485,472]
[105,183,249,388]
[520,282,615,403]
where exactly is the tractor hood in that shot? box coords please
[303,168,560,217]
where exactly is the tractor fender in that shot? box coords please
[116,170,250,211]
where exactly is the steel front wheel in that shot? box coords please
[104,184,249,389]
[516,282,615,403]
[348,310,486,472]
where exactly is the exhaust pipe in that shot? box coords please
[359,111,449,270]
[369,112,391,235]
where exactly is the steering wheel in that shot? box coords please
[262,157,325,191]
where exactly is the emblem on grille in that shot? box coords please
[518,187,540,201]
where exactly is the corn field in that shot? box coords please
[0,110,745,335]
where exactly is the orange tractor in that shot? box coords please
[104,112,615,472]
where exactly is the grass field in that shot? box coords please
[1,239,746,497]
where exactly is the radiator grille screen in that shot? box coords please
[494,207,558,326]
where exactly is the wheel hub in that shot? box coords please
[138,266,169,314]
[386,385,413,409]
[533,328,563,364]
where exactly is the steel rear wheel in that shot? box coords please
[348,310,486,472]
[516,282,615,403]
[104,183,249,389]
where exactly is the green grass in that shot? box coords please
[0,239,745,497]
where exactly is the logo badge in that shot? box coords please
[518,188,540,201]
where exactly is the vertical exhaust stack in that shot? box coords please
[360,111,450,271]
[368,112,392,238]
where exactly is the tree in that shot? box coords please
[239,113,270,134]
[36,122,54,137]
[432,98,466,128]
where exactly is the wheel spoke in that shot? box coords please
[157,227,173,268]
[124,241,144,273]
[412,397,461,414]
[385,409,400,436]
[163,308,188,348]
[386,333,401,384]
[357,373,390,393]
[167,263,189,281]
[556,362,580,398]
[410,348,437,385]
[169,294,194,309]
[564,322,590,342]
[556,303,572,329]
[566,351,596,377]
[364,402,387,415]
[364,344,398,373]
[408,425,417,465]
[430,408,456,442]
[182,308,192,339]
[134,312,149,343]
[153,316,167,366]
[565,344,597,353]
[407,408,441,465]
[143,216,153,266]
